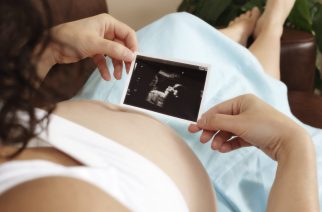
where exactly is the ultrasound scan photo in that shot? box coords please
[122,55,209,122]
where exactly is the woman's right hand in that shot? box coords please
[38,14,138,81]
[189,94,311,161]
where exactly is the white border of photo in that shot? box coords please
[120,52,211,124]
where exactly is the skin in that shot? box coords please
[0,0,320,211]
[0,177,130,212]
[1,14,217,212]
[220,7,261,46]
[189,94,319,212]
[37,14,138,80]
[195,0,319,210]
[0,101,217,212]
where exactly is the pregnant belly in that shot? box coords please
[53,100,216,212]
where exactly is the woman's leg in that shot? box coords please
[220,7,260,46]
[249,0,295,80]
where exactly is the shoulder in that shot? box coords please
[0,176,129,212]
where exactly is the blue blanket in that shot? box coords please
[75,12,322,211]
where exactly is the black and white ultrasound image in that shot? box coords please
[124,55,208,122]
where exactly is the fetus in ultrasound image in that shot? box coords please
[123,55,208,122]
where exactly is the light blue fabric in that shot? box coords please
[75,12,322,211]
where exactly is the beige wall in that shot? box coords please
[107,0,182,30]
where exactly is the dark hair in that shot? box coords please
[0,0,55,157]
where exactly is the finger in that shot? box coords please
[211,131,233,150]
[114,38,125,46]
[188,124,201,133]
[219,137,251,153]
[114,38,133,74]
[197,113,243,136]
[92,54,111,80]
[112,59,123,80]
[103,16,138,52]
[125,62,132,73]
[200,130,216,144]
[201,96,243,118]
[111,19,138,52]
[96,38,135,62]
[196,95,249,133]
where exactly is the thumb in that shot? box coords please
[197,114,242,136]
[96,38,135,62]
[220,136,252,153]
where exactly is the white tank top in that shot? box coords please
[0,110,188,212]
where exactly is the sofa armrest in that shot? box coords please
[281,28,316,92]
[280,29,322,128]
[288,91,322,129]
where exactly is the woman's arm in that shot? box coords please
[37,14,138,81]
[189,94,319,211]
[267,133,318,212]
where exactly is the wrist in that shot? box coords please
[36,43,57,80]
[277,127,314,163]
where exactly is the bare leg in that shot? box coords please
[249,0,295,80]
[220,7,260,46]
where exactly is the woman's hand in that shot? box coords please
[193,94,319,212]
[189,94,310,160]
[39,14,137,80]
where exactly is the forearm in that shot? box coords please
[267,134,319,212]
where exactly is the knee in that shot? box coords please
[163,12,195,21]
[157,12,199,28]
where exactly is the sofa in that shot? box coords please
[42,0,322,128]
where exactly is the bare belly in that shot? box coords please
[0,100,216,211]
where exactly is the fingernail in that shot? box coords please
[124,50,134,61]
[221,146,228,153]
[211,143,217,150]
[104,73,110,81]
[116,71,122,80]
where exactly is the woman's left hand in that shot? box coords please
[40,14,138,80]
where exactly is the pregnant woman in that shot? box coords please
[0,0,320,211]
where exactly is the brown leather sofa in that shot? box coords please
[281,29,322,128]
[43,0,322,129]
